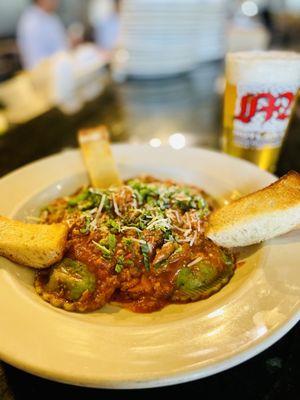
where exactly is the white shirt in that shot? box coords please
[17,5,67,69]
[88,0,119,49]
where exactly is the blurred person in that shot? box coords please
[88,0,120,51]
[17,0,68,69]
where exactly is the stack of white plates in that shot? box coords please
[113,0,226,78]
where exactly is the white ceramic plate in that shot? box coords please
[0,145,299,389]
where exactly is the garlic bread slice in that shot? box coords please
[0,216,68,268]
[206,171,300,247]
[78,125,122,189]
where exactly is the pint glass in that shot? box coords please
[223,51,300,172]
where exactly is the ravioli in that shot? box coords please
[35,176,235,313]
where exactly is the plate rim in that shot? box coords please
[0,312,298,389]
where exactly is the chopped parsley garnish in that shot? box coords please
[114,255,134,272]
[122,237,133,248]
[93,242,111,258]
[197,197,207,209]
[140,242,150,271]
[164,230,175,241]
[197,206,210,219]
[51,180,212,268]
[117,255,125,264]
[94,233,118,259]
[115,264,123,273]
[106,219,121,233]
[173,245,183,255]
[127,180,159,204]
[108,233,117,252]
[80,217,91,234]
[115,255,125,273]
[68,189,90,206]
[67,188,111,212]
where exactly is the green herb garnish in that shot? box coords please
[172,245,183,255]
[68,189,89,206]
[94,242,111,257]
[140,242,150,271]
[80,217,91,234]
[115,264,123,273]
[78,199,96,211]
[122,237,133,248]
[108,233,117,252]
[127,180,158,205]
[115,255,125,273]
[197,206,210,219]
[107,219,121,233]
[197,197,207,209]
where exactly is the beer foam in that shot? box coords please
[226,51,300,85]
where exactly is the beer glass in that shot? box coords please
[222,51,300,172]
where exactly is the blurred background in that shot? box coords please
[0,0,300,172]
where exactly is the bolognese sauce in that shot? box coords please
[35,176,235,313]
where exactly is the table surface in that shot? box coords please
[0,61,299,400]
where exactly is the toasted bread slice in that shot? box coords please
[206,171,300,248]
[78,125,122,189]
[0,216,68,268]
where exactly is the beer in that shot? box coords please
[223,51,300,172]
